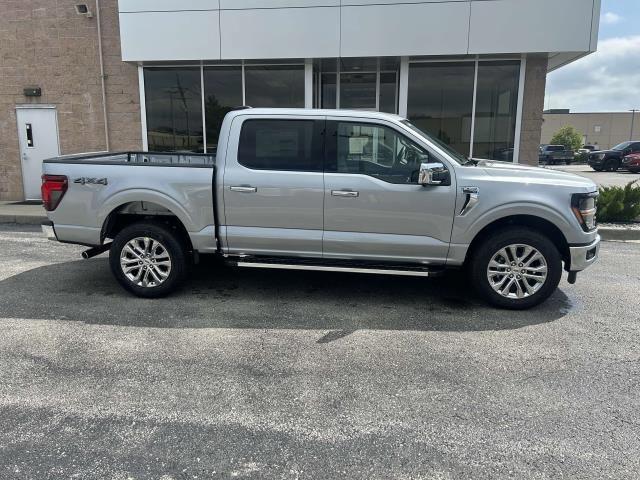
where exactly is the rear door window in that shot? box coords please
[238,119,323,171]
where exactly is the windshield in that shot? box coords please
[612,141,632,151]
[401,120,468,165]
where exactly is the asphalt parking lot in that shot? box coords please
[549,164,640,187]
[0,225,639,479]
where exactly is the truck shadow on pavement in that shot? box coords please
[0,258,574,335]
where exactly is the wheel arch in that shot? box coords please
[101,200,193,252]
[464,215,571,269]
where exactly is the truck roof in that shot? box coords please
[225,107,405,122]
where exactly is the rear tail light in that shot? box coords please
[41,174,68,211]
[571,192,598,232]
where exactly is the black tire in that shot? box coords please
[604,159,619,172]
[109,222,188,298]
[469,227,563,310]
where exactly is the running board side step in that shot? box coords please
[236,261,441,277]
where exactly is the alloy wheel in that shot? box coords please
[120,237,172,288]
[486,244,548,299]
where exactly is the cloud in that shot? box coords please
[546,35,640,112]
[601,11,622,25]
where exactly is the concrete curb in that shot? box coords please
[0,215,47,225]
[598,226,640,242]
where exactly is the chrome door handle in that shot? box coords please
[331,190,359,197]
[229,186,257,193]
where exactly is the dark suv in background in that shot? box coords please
[588,141,640,171]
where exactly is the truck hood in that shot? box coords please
[591,149,622,157]
[475,159,597,191]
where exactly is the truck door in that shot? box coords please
[322,118,457,264]
[222,115,325,257]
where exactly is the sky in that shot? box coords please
[545,0,640,112]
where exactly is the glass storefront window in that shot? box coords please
[144,67,204,153]
[379,72,398,114]
[407,62,475,157]
[340,72,377,110]
[315,57,399,113]
[473,61,521,162]
[204,66,243,153]
[244,65,305,108]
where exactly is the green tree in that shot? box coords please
[550,125,583,152]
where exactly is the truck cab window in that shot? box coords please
[238,119,323,171]
[327,122,430,184]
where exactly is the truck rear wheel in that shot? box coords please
[470,227,562,310]
[109,222,187,298]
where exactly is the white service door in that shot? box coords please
[16,107,60,200]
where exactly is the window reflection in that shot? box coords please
[473,61,521,162]
[244,65,305,108]
[204,66,243,153]
[144,68,203,153]
[407,62,475,157]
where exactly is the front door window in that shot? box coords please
[327,122,431,184]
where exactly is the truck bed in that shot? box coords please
[43,151,218,252]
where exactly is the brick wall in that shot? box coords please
[0,0,141,201]
[518,54,548,166]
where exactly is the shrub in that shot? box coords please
[597,181,640,223]
[550,125,583,152]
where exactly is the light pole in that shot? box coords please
[630,109,639,141]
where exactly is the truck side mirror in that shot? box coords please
[418,162,449,186]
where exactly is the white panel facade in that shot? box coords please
[118,0,601,62]
[119,0,218,12]
[220,7,340,59]
[220,0,339,8]
[341,0,465,4]
[468,0,594,54]
[341,2,470,57]
[120,11,221,61]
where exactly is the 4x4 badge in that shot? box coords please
[73,177,108,186]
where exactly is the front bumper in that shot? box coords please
[588,158,604,167]
[569,235,600,272]
[41,220,57,241]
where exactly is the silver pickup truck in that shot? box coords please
[41,108,600,309]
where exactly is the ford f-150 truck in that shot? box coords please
[41,109,600,309]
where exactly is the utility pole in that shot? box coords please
[630,109,639,141]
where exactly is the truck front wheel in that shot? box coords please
[469,227,563,309]
[109,222,187,298]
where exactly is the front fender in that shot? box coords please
[452,201,579,246]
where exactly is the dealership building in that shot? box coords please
[1,0,601,200]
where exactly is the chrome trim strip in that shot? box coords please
[236,262,431,277]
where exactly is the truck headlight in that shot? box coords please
[571,193,598,232]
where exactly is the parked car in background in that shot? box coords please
[577,145,596,155]
[588,141,640,172]
[622,153,640,173]
[539,145,575,165]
